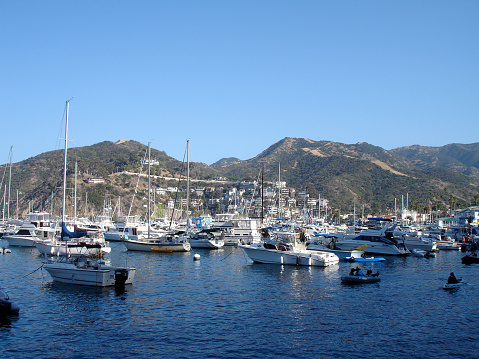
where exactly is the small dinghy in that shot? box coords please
[443,280,464,290]
[344,256,386,262]
[341,275,381,284]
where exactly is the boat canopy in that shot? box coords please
[61,222,87,239]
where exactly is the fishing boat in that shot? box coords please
[42,100,136,287]
[44,256,136,287]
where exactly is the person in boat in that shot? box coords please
[356,267,364,276]
[349,268,357,275]
[371,271,379,277]
[447,272,459,284]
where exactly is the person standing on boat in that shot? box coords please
[447,272,459,284]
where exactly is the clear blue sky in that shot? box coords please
[1,1,478,166]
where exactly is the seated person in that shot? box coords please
[447,272,459,284]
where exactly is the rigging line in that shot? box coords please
[169,145,187,230]
[23,264,45,278]
[220,247,236,261]
[0,148,12,201]
[55,103,68,152]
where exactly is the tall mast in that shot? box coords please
[278,162,281,218]
[7,146,12,219]
[186,139,190,230]
[74,161,77,224]
[148,142,151,238]
[62,100,70,224]
[261,165,264,225]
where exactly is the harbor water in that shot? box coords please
[0,240,478,358]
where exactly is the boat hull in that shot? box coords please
[2,235,37,247]
[123,239,191,252]
[335,240,407,256]
[341,275,381,284]
[189,239,224,249]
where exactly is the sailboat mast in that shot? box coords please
[148,142,151,238]
[186,139,190,230]
[74,161,77,224]
[261,165,264,226]
[62,100,70,224]
[7,146,12,219]
[278,162,281,218]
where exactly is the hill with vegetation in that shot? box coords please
[390,143,479,179]
[212,138,479,213]
[1,138,478,218]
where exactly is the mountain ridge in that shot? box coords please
[1,138,478,217]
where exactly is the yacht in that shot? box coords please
[215,216,261,246]
[240,229,339,267]
[335,221,409,256]
[306,234,364,260]
[3,212,55,247]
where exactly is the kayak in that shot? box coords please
[344,257,386,262]
[341,275,381,284]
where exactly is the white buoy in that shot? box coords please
[193,253,200,261]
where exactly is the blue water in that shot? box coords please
[0,240,478,359]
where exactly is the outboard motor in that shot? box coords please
[114,269,129,292]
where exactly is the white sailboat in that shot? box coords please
[123,142,191,252]
[43,100,136,287]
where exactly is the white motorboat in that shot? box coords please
[3,212,55,247]
[43,256,136,287]
[240,241,339,267]
[306,234,364,260]
[3,224,39,247]
[240,229,339,267]
[189,229,224,249]
[335,221,409,256]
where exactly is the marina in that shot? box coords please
[0,239,478,358]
